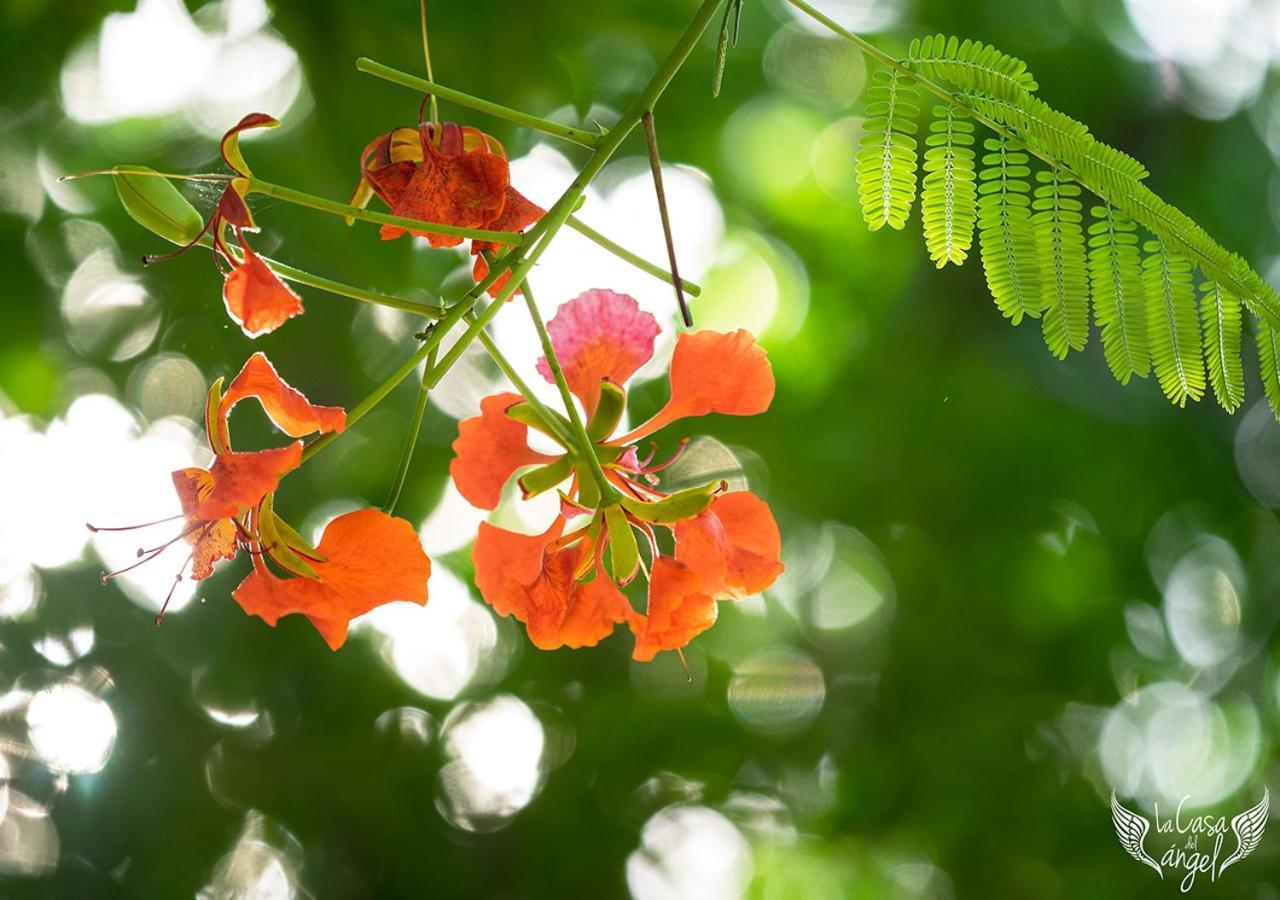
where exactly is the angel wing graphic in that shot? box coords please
[1111,793,1162,878]
[1220,788,1270,877]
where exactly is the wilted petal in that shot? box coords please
[220,352,346,441]
[232,508,430,650]
[534,290,660,416]
[171,467,239,580]
[222,242,304,338]
[382,123,509,247]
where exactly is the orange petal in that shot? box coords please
[472,519,631,650]
[471,253,516,300]
[674,491,784,599]
[450,392,558,510]
[171,467,238,580]
[219,353,346,445]
[534,290,660,417]
[472,186,545,256]
[618,330,774,443]
[193,443,302,520]
[232,508,430,650]
[384,123,509,247]
[222,242,304,338]
[630,556,716,662]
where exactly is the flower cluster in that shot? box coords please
[96,353,429,650]
[452,290,784,661]
[101,109,784,664]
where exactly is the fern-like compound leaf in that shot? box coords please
[977,137,1040,323]
[1087,205,1148,383]
[1143,240,1205,405]
[1257,320,1280,421]
[1033,171,1089,358]
[908,34,1038,102]
[856,70,920,231]
[1200,282,1245,412]
[921,106,978,267]
[962,93,1092,161]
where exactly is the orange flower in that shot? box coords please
[148,113,303,337]
[453,289,784,660]
[352,122,544,296]
[92,353,349,626]
[472,518,634,650]
[232,508,430,651]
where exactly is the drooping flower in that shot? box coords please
[148,113,303,337]
[450,289,784,660]
[351,122,544,296]
[92,354,431,648]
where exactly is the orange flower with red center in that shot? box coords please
[146,113,303,337]
[92,353,430,649]
[451,289,784,661]
[350,122,544,297]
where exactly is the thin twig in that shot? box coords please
[641,110,691,327]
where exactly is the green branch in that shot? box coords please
[567,216,702,297]
[247,178,524,245]
[356,58,603,149]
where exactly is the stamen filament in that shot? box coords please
[86,514,182,533]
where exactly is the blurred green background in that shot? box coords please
[2,0,1280,896]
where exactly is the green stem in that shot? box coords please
[301,296,475,464]
[567,216,702,297]
[471,308,573,446]
[247,177,523,245]
[204,236,444,317]
[356,58,602,149]
[520,278,618,501]
[383,344,437,515]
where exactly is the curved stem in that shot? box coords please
[356,58,602,149]
[246,177,524,245]
[383,344,436,515]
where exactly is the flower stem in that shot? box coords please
[520,278,619,502]
[383,343,436,515]
[468,284,573,446]
[300,295,475,464]
[246,177,524,245]
[206,236,444,317]
[356,58,602,149]
[567,216,702,297]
